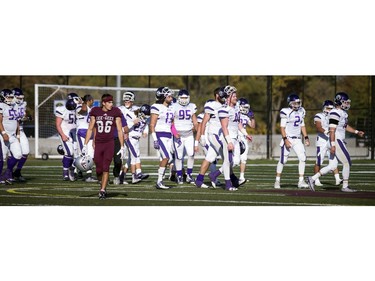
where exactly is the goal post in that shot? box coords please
[34,84,177,159]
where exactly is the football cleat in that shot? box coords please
[137,173,149,180]
[238,178,247,186]
[98,190,107,199]
[194,180,209,188]
[274,181,281,189]
[209,171,219,188]
[230,174,240,188]
[85,176,98,183]
[335,179,343,186]
[15,176,26,182]
[341,187,357,193]
[132,177,142,184]
[156,181,170,190]
[113,177,120,185]
[169,174,176,182]
[186,174,195,184]
[306,176,316,192]
[226,186,238,192]
[176,176,183,185]
[298,180,309,189]
[68,168,76,182]
[314,179,323,186]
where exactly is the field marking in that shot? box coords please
[0,194,338,206]
[5,186,288,197]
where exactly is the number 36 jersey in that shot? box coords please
[279,107,306,137]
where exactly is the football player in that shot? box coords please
[274,93,310,189]
[55,93,79,181]
[194,87,227,188]
[75,94,97,182]
[237,97,256,185]
[311,100,341,186]
[12,88,31,182]
[150,86,175,189]
[83,94,126,199]
[0,89,23,183]
[307,92,365,192]
[171,89,198,184]
[209,85,252,191]
[196,108,221,187]
[120,93,150,184]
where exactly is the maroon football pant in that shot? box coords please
[94,140,115,174]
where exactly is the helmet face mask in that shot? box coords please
[322,100,334,115]
[12,88,24,105]
[123,91,135,108]
[217,87,228,104]
[334,92,351,110]
[177,89,190,106]
[138,104,151,120]
[67,92,81,105]
[224,85,237,96]
[1,89,15,106]
[57,144,64,155]
[156,87,174,103]
[238,98,250,114]
[65,99,77,110]
[74,155,94,172]
[287,94,301,110]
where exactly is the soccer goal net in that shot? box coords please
[34,84,177,159]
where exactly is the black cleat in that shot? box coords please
[98,190,107,199]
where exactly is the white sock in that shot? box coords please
[312,172,321,181]
[240,172,245,180]
[158,167,166,182]
[276,176,281,182]
[299,176,304,182]
[342,179,349,189]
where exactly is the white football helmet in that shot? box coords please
[74,155,94,172]
[238,98,250,114]
[123,91,135,102]
[12,88,24,105]
[177,89,190,106]
[287,94,302,111]
[322,100,334,115]
[1,89,15,105]
[224,85,237,96]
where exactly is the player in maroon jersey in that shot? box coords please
[83,94,126,199]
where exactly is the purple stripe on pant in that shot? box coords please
[337,139,352,166]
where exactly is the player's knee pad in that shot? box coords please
[205,149,218,163]
[297,152,306,162]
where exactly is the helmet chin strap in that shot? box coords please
[227,93,236,106]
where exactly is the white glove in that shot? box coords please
[200,135,206,147]
[81,145,87,156]
[116,147,126,159]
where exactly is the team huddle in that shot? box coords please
[0,86,365,199]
